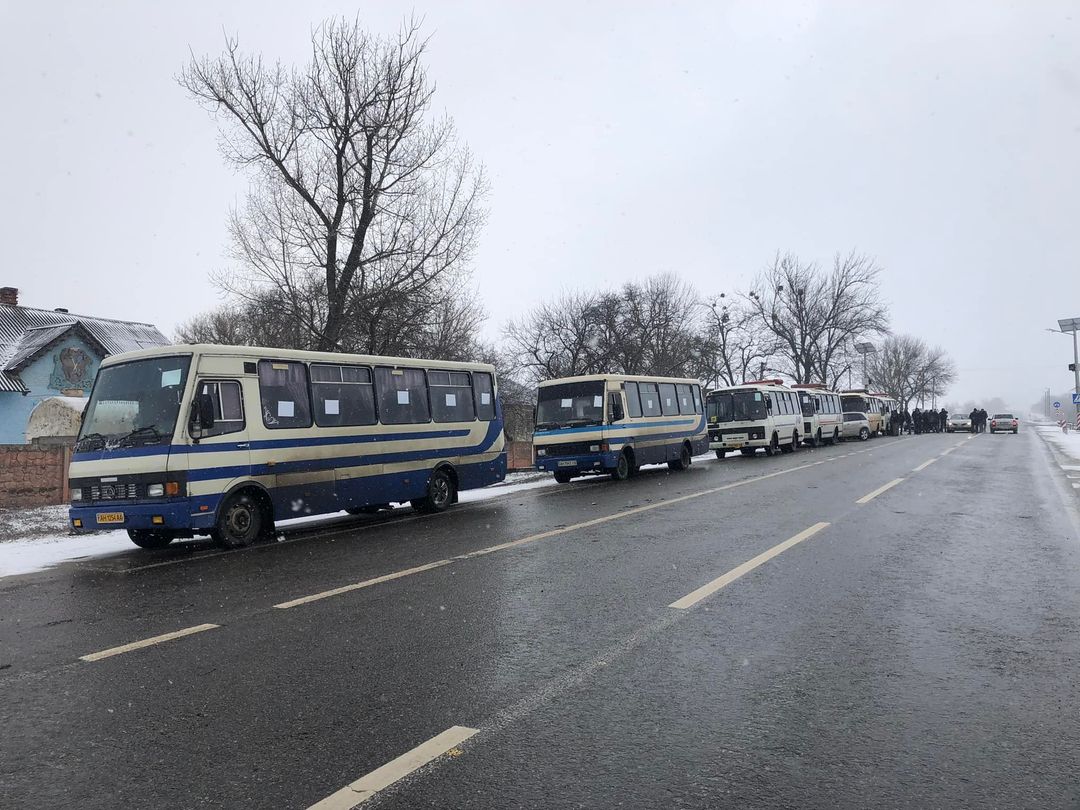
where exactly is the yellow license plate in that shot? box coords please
[96,512,125,524]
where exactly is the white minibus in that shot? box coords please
[706,379,803,458]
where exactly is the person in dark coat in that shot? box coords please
[979,408,988,433]
[970,407,979,433]
[913,407,923,434]
[939,407,948,433]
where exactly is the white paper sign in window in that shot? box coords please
[593,395,603,407]
[646,399,655,409]
[277,400,295,418]
[561,398,573,408]
[397,390,410,405]
[160,369,181,387]
[481,393,491,405]
[445,393,457,407]
[324,399,340,415]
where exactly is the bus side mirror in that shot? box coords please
[765,396,773,412]
[609,395,624,423]
[190,392,216,434]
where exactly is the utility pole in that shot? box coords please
[1052,318,1080,419]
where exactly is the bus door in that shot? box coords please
[191,376,253,503]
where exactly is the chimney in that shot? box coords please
[0,287,17,307]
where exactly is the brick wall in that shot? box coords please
[506,440,534,472]
[0,445,70,508]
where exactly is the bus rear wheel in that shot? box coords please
[554,471,573,484]
[211,492,264,549]
[127,529,173,550]
[668,444,691,471]
[412,468,456,514]
[611,451,631,481]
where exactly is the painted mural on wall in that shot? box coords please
[48,346,96,392]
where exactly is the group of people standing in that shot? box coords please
[900,407,949,434]
[893,406,988,434]
[967,407,989,433]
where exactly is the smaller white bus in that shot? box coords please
[533,374,708,482]
[706,379,803,458]
[792,384,844,446]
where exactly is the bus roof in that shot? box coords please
[707,381,793,394]
[97,344,497,374]
[537,373,701,388]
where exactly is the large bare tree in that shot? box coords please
[180,17,486,353]
[698,294,779,388]
[747,251,889,385]
[867,334,957,408]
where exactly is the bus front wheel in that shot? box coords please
[412,468,456,514]
[127,529,173,550]
[554,471,573,484]
[715,449,726,460]
[611,452,631,481]
[211,492,264,549]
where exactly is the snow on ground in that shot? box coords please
[1034,423,1080,467]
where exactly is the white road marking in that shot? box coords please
[79,623,220,662]
[669,522,830,609]
[308,725,478,809]
[856,478,905,504]
[274,560,455,609]
[271,440,905,609]
[913,458,937,472]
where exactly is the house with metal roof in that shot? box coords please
[0,287,170,444]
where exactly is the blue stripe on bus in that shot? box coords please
[533,418,699,438]
[71,427,476,463]
[186,419,504,483]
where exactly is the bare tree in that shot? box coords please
[698,294,778,388]
[503,274,705,384]
[867,335,957,408]
[180,17,486,353]
[747,251,889,385]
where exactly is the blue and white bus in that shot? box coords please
[68,345,506,549]
[533,374,708,482]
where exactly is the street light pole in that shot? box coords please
[855,342,876,389]
[1053,318,1080,419]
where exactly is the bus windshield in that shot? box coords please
[707,390,768,422]
[536,380,605,429]
[76,355,192,452]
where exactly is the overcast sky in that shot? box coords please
[2,1,1078,408]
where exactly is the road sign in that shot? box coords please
[1073,393,1080,404]
[1054,401,1062,409]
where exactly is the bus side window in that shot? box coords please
[676,383,694,415]
[625,382,643,418]
[692,384,702,414]
[473,372,495,421]
[429,370,476,423]
[659,383,679,416]
[258,360,312,429]
[374,367,431,424]
[639,383,662,417]
[311,364,376,427]
[198,380,245,437]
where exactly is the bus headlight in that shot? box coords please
[147,483,165,497]
[536,448,547,456]
[589,445,600,452]
[71,488,82,501]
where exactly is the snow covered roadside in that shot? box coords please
[1034,423,1080,468]
[0,470,557,578]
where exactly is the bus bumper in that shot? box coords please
[69,499,196,533]
[536,451,620,474]
[709,439,766,451]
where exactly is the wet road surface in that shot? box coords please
[2,430,1079,808]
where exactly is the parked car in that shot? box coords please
[947,414,972,432]
[841,411,871,441]
[990,413,1019,434]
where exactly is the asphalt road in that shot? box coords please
[2,429,1080,809]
